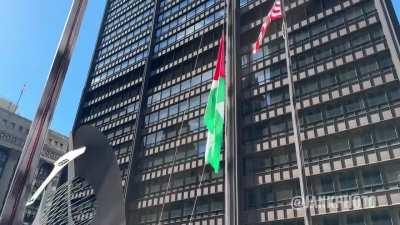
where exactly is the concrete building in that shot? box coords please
[72,0,400,224]
[0,97,68,224]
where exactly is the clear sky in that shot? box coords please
[0,1,399,136]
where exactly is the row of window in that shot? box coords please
[95,36,150,74]
[314,211,395,225]
[139,197,223,223]
[1,118,29,134]
[142,167,222,196]
[89,71,142,102]
[105,122,135,140]
[241,0,375,65]
[86,96,139,124]
[114,143,133,158]
[102,7,153,45]
[154,9,224,52]
[105,0,153,33]
[159,0,194,13]
[141,140,206,172]
[105,0,151,25]
[158,0,206,23]
[144,111,207,147]
[294,27,383,70]
[245,54,393,114]
[89,89,139,115]
[246,164,399,209]
[98,21,151,58]
[244,85,400,142]
[144,92,209,127]
[248,25,383,74]
[300,86,400,126]
[311,166,399,195]
[291,0,375,45]
[156,0,220,37]
[92,50,148,85]
[147,69,213,106]
[245,124,400,174]
[294,57,391,97]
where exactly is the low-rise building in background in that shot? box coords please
[0,97,68,224]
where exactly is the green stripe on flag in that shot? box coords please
[204,78,225,173]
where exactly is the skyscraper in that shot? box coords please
[73,0,400,224]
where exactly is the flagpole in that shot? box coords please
[280,1,313,225]
[15,84,26,113]
[0,1,87,224]
[225,0,240,224]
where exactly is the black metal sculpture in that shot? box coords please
[32,126,126,225]
[72,126,126,225]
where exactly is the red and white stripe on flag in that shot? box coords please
[252,0,283,54]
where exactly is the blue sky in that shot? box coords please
[0,1,399,136]
[0,0,106,135]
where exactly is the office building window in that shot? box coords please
[326,103,343,119]
[346,214,365,225]
[330,137,349,153]
[344,98,363,113]
[371,211,392,225]
[0,150,8,178]
[352,131,373,148]
[374,126,397,143]
[366,91,388,107]
[323,216,339,225]
[303,108,323,124]
[321,176,335,194]
[308,143,328,158]
[314,176,335,194]
[339,172,357,191]
[389,87,400,101]
[247,191,257,209]
[362,169,383,187]
[261,187,274,207]
[384,167,400,184]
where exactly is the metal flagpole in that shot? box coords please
[15,84,27,113]
[225,0,240,224]
[0,1,87,224]
[280,1,313,225]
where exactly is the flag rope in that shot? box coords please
[189,29,225,225]
[157,29,206,225]
[188,163,207,225]
[280,0,312,224]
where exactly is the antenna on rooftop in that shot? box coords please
[14,84,26,113]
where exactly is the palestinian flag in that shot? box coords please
[204,34,225,173]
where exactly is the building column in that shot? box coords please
[374,0,400,77]
[0,150,19,211]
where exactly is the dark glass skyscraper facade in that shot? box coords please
[74,0,400,224]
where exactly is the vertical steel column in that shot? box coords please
[225,0,240,224]
[0,1,87,224]
[72,0,111,132]
[374,0,400,78]
[125,0,161,222]
[281,1,312,225]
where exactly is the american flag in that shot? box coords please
[252,0,283,54]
